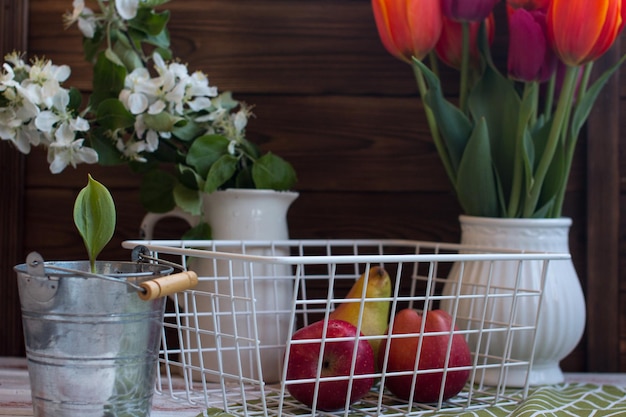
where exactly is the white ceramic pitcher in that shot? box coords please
[141,189,299,383]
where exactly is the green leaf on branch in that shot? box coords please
[186,134,230,178]
[73,175,116,271]
[173,119,206,141]
[204,154,239,193]
[112,38,144,71]
[86,133,124,165]
[140,170,177,213]
[90,53,127,110]
[252,152,297,190]
[130,8,170,36]
[173,182,202,216]
[82,26,107,63]
[139,0,171,7]
[177,164,204,191]
[68,87,83,112]
[143,112,182,132]
[182,222,212,240]
[96,99,135,130]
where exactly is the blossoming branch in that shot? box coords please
[0,0,296,220]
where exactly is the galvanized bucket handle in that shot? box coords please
[25,246,198,301]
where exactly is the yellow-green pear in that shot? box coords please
[329,266,392,362]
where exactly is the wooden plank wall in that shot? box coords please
[0,0,28,357]
[1,0,623,373]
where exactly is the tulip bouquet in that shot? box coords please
[0,0,296,224]
[372,0,625,218]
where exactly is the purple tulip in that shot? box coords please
[441,0,501,22]
[507,7,556,82]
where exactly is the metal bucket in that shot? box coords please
[14,257,174,417]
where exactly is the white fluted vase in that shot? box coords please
[441,215,586,387]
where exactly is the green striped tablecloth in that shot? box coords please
[198,383,626,417]
[452,383,626,416]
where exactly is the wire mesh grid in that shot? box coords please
[121,239,570,416]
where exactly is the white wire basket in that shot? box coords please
[121,239,569,416]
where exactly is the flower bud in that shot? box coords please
[441,0,501,22]
[507,7,556,82]
[435,14,495,70]
[372,0,443,63]
[547,0,625,67]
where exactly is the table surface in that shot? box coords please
[1,357,625,417]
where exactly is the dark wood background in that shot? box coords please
[1,0,624,374]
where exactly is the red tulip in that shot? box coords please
[441,0,500,22]
[507,7,557,81]
[435,14,495,70]
[371,0,443,63]
[547,0,625,67]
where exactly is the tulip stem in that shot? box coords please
[523,66,578,217]
[508,82,538,218]
[543,74,556,121]
[459,22,471,113]
[413,64,457,189]
[552,63,592,217]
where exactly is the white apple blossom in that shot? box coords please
[64,0,97,38]
[115,52,222,157]
[1,54,97,173]
[48,132,98,174]
[115,0,140,20]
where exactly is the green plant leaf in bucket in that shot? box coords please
[73,175,116,271]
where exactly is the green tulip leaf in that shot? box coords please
[468,64,521,194]
[571,54,626,141]
[73,175,116,271]
[252,152,297,190]
[456,118,499,217]
[536,141,566,217]
[413,58,472,174]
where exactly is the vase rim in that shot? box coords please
[214,188,299,197]
[459,214,572,227]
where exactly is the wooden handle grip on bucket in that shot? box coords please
[138,271,199,301]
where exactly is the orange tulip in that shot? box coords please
[435,14,495,70]
[547,0,625,66]
[371,0,443,63]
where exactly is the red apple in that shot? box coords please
[284,319,375,411]
[378,309,471,403]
